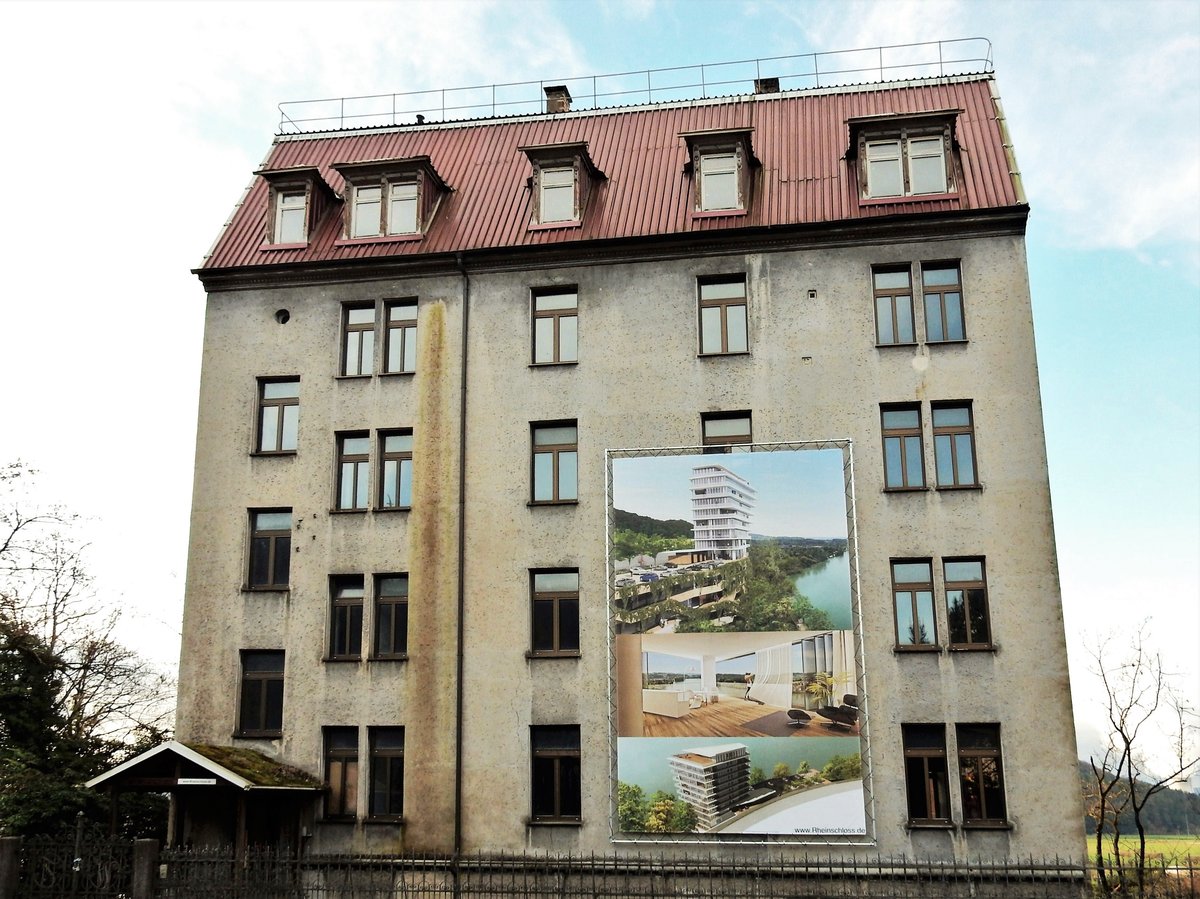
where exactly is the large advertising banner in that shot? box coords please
[610,445,865,838]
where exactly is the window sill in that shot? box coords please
[935,484,981,492]
[334,233,423,247]
[528,500,579,508]
[927,339,969,347]
[530,361,579,368]
[363,817,405,827]
[690,208,747,219]
[335,373,372,381]
[260,242,309,252]
[528,818,582,827]
[380,370,416,378]
[251,450,298,458]
[375,506,412,514]
[893,645,942,654]
[962,821,1013,831]
[906,820,955,831]
[875,342,919,350]
[859,192,958,206]
[528,220,582,232]
[883,486,928,494]
[320,817,357,826]
[526,650,582,660]
[369,654,409,662]
[243,585,290,593]
[234,732,282,740]
[322,656,362,664]
[947,644,997,653]
[330,508,369,515]
[697,351,750,359]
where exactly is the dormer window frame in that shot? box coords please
[521,143,605,230]
[681,128,759,217]
[848,111,962,202]
[332,158,448,243]
[257,166,331,248]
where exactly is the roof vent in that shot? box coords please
[544,85,572,114]
[415,114,426,125]
[754,77,780,95]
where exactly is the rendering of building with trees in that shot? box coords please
[91,44,1085,872]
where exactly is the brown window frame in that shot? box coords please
[368,727,405,820]
[335,432,371,511]
[378,430,413,510]
[873,266,916,346]
[892,559,938,649]
[384,300,418,375]
[902,724,951,826]
[323,726,359,821]
[328,575,364,660]
[247,509,291,590]
[531,288,579,365]
[921,262,966,343]
[701,411,752,454]
[530,569,580,657]
[881,404,926,491]
[373,574,409,659]
[341,304,376,377]
[944,557,992,649]
[932,402,978,488]
[697,276,749,356]
[255,377,300,455]
[530,725,582,824]
[530,421,578,505]
[237,650,284,737]
[956,723,1008,826]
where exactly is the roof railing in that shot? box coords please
[277,38,993,134]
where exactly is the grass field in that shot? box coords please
[1088,833,1200,866]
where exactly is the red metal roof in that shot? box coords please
[200,75,1019,272]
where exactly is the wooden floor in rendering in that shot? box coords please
[640,697,804,738]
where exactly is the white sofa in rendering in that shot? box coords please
[642,689,692,718]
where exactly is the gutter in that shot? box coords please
[989,78,1027,206]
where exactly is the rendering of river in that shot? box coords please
[792,552,852,630]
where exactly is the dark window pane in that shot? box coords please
[240,681,262,731]
[532,726,580,750]
[273,536,290,585]
[559,756,582,816]
[250,537,270,585]
[559,598,579,651]
[531,757,557,817]
[966,587,990,643]
[532,599,555,651]
[264,680,283,731]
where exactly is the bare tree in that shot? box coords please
[1089,625,1200,896]
[0,462,174,834]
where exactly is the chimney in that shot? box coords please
[754,77,780,95]
[544,85,572,114]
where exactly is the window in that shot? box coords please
[248,510,291,589]
[530,725,581,822]
[238,650,284,737]
[922,263,965,342]
[945,559,991,648]
[385,300,418,374]
[863,132,950,198]
[873,267,915,345]
[531,570,580,656]
[956,724,1007,825]
[369,727,404,819]
[700,152,738,210]
[329,576,364,660]
[881,405,925,490]
[702,411,752,453]
[256,378,299,454]
[531,422,578,504]
[539,166,576,223]
[532,289,578,365]
[274,190,307,244]
[374,574,408,658]
[932,403,978,487]
[349,181,419,238]
[336,433,371,511]
[341,305,376,377]
[324,727,358,820]
[903,724,950,825]
[893,560,937,648]
[698,277,748,355]
[379,431,414,509]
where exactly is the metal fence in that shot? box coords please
[5,840,1199,898]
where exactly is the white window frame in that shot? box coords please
[539,165,576,223]
[274,190,308,243]
[699,151,739,211]
[862,126,952,198]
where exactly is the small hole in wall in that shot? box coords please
[807,289,817,299]
[275,309,290,324]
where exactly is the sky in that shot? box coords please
[0,0,1196,773]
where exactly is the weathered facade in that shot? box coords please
[173,62,1083,865]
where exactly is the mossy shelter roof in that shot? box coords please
[84,740,321,792]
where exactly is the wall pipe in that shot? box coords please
[453,253,470,872]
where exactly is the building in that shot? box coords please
[668,744,751,829]
[690,464,755,560]
[117,45,1082,867]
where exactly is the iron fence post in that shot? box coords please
[0,837,19,899]
[131,839,158,899]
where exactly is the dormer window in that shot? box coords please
[849,112,960,200]
[333,158,448,241]
[521,143,605,229]
[682,129,759,215]
[257,166,334,247]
